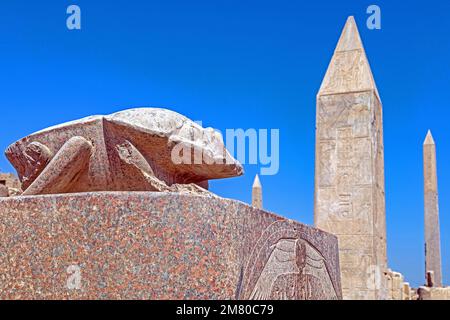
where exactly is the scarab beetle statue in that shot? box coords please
[5,108,243,195]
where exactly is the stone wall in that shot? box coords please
[418,286,450,300]
[0,172,20,189]
[0,172,21,197]
[385,270,413,300]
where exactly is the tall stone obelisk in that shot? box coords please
[252,174,263,209]
[423,130,443,287]
[315,17,387,299]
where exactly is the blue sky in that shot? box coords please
[1,1,450,288]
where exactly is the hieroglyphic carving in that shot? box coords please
[320,51,364,94]
[237,221,339,300]
[318,18,379,99]
[317,141,336,187]
[316,92,385,299]
[350,104,370,138]
[316,95,374,225]
[336,127,353,219]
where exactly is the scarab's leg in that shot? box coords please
[5,141,53,191]
[22,142,53,190]
[116,140,172,192]
[23,136,92,195]
[116,140,212,195]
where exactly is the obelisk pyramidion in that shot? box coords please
[423,130,443,287]
[314,16,387,300]
[252,174,263,209]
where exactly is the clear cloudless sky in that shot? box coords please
[1,0,450,288]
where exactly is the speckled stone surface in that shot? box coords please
[0,192,341,300]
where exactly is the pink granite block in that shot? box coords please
[0,192,341,300]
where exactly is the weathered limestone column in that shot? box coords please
[423,130,443,287]
[252,174,263,209]
[314,16,387,299]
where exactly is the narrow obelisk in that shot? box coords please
[315,17,387,299]
[252,175,263,209]
[423,130,443,287]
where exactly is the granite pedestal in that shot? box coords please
[0,192,341,300]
